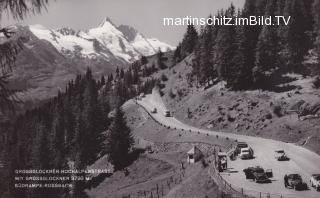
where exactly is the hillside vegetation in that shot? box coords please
[133,0,320,155]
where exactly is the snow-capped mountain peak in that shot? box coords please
[56,27,77,36]
[29,18,174,63]
[118,25,139,42]
[98,17,115,28]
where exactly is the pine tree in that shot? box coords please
[314,0,320,72]
[181,24,198,58]
[141,56,148,65]
[120,68,125,79]
[282,0,311,72]
[100,75,106,87]
[202,21,215,84]
[157,49,167,69]
[105,105,134,169]
[81,69,105,164]
[240,0,264,88]
[227,25,251,90]
[51,96,66,168]
[253,0,280,88]
[173,44,182,63]
[214,5,237,81]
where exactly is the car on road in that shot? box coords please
[239,147,254,160]
[310,174,320,191]
[164,110,171,117]
[151,108,157,114]
[275,149,290,161]
[235,142,248,155]
[138,93,145,100]
[286,174,308,191]
[243,166,271,183]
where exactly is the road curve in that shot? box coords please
[136,89,320,198]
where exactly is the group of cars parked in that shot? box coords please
[235,143,320,192]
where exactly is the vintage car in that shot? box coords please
[164,110,171,117]
[235,142,249,155]
[239,147,254,160]
[286,174,308,190]
[151,108,157,114]
[275,150,290,161]
[137,93,145,100]
[243,166,271,183]
[310,174,320,191]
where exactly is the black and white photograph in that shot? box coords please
[1,0,320,197]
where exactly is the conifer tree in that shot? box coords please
[214,5,237,81]
[173,44,182,63]
[314,0,320,71]
[105,105,134,169]
[282,0,311,72]
[253,0,280,88]
[181,24,198,58]
[227,25,251,90]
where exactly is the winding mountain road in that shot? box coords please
[136,89,320,198]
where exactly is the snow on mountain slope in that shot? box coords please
[118,25,157,56]
[29,24,98,58]
[147,38,175,52]
[88,18,140,62]
[29,18,174,63]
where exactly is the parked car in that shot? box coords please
[164,110,171,117]
[239,147,254,160]
[243,166,271,183]
[275,150,290,161]
[310,174,320,191]
[286,174,308,190]
[138,93,145,100]
[266,169,273,178]
[151,108,157,114]
[235,142,248,155]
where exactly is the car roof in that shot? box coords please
[312,174,320,178]
[288,174,301,178]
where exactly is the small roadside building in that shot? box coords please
[187,146,203,163]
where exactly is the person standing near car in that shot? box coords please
[284,174,288,187]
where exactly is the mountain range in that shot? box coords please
[29,18,173,62]
[8,18,174,107]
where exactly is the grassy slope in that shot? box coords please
[144,54,320,155]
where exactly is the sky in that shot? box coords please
[1,0,245,46]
